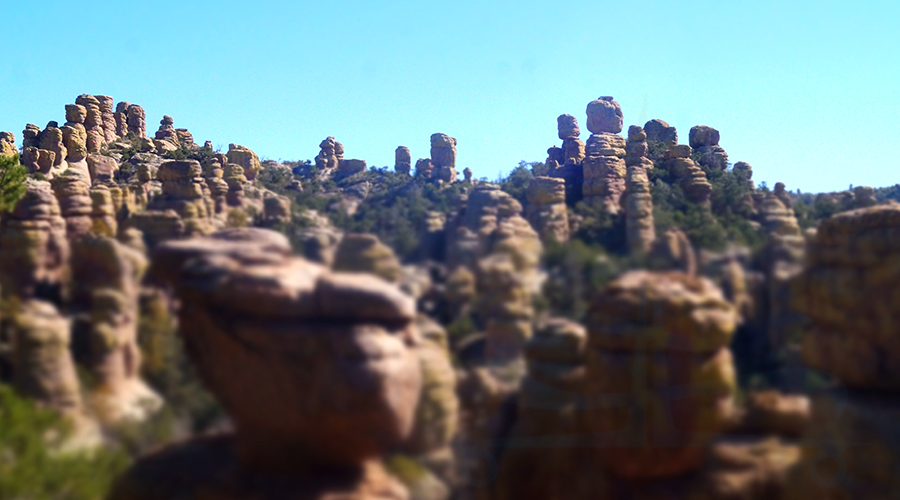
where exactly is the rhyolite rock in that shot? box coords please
[395,146,412,175]
[586,96,624,134]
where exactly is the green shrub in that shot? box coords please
[0,384,130,500]
[0,154,28,213]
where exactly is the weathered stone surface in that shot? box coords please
[561,137,586,164]
[430,133,457,168]
[586,96,624,134]
[415,158,434,178]
[21,147,58,177]
[86,154,118,183]
[315,137,340,172]
[557,114,580,140]
[740,390,810,437]
[227,144,261,180]
[50,169,94,242]
[526,176,569,244]
[395,146,412,175]
[89,185,118,237]
[794,202,900,389]
[334,233,402,283]
[22,123,41,149]
[644,119,678,144]
[338,158,367,177]
[95,95,118,143]
[666,144,712,204]
[115,101,130,137]
[71,236,162,424]
[126,104,147,138]
[463,167,473,182]
[585,271,738,479]
[150,230,420,471]
[689,125,720,149]
[625,126,655,253]
[649,228,697,275]
[10,300,83,416]
[583,133,626,214]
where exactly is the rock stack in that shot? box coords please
[22,124,41,149]
[154,115,179,150]
[149,160,213,237]
[0,131,16,156]
[475,253,535,363]
[114,102,130,137]
[21,147,57,177]
[582,97,627,214]
[689,125,728,170]
[126,104,147,138]
[39,124,67,171]
[262,194,291,227]
[223,163,247,207]
[644,119,678,144]
[205,163,229,215]
[111,229,421,499]
[585,271,738,479]
[51,168,94,242]
[525,176,569,244]
[293,210,343,266]
[494,318,593,499]
[788,202,900,498]
[395,146,412,175]
[337,158,367,178]
[0,180,70,301]
[333,233,402,283]
[227,144,261,181]
[74,94,105,153]
[62,104,90,177]
[666,144,712,205]
[558,114,586,165]
[431,133,457,183]
[314,136,340,172]
[95,95,117,143]
[624,125,656,253]
[463,167,473,183]
[71,236,162,424]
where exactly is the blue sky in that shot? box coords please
[1,0,897,192]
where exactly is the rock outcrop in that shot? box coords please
[525,176,569,244]
[39,124,67,170]
[395,146,412,175]
[624,125,655,253]
[586,96,624,135]
[0,131,16,156]
[416,158,434,178]
[644,119,678,144]
[126,104,147,138]
[147,160,213,237]
[227,144,261,181]
[582,130,626,214]
[333,233,402,283]
[431,133,457,183]
[51,169,94,242]
[75,94,106,153]
[314,136,340,172]
[690,125,729,171]
[585,271,738,479]
[666,144,712,205]
[111,229,421,499]
[649,228,697,275]
[95,95,117,143]
[558,114,585,165]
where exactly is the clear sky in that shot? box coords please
[2,0,898,193]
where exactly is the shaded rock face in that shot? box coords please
[475,254,535,363]
[115,102,130,137]
[94,95,118,143]
[395,146,412,175]
[118,229,421,497]
[582,132,626,214]
[227,144,261,181]
[794,202,900,389]
[262,194,291,227]
[0,180,70,301]
[415,158,434,178]
[585,271,738,479]
[525,176,569,244]
[23,123,41,149]
[39,126,67,169]
[333,233,402,283]
[10,300,83,417]
[293,210,343,266]
[51,169,94,242]
[644,119,678,144]
[624,125,655,253]
[586,96,624,134]
[148,160,213,237]
[71,236,161,424]
[21,147,57,177]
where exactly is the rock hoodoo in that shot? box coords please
[624,125,655,253]
[395,146,412,175]
[525,176,569,244]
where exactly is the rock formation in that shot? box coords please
[75,94,106,153]
[644,119,678,144]
[690,125,729,170]
[227,144,261,181]
[475,254,536,363]
[648,228,697,275]
[314,136,340,172]
[395,146,412,175]
[22,123,41,149]
[95,95,117,143]
[525,176,569,244]
[415,158,434,178]
[147,160,213,237]
[51,169,94,242]
[126,104,147,138]
[0,131,16,156]
[624,125,655,253]
[586,96,624,135]
[111,229,421,499]
[71,236,162,424]
[463,167,473,183]
[333,233,402,283]
[62,103,90,177]
[39,124,67,170]
[90,185,118,237]
[338,158,367,178]
[666,144,711,205]
[558,114,585,165]
[115,102,130,137]
[293,210,343,266]
[154,115,179,148]
[787,202,900,498]
[585,271,738,479]
[21,147,57,177]
[582,129,626,214]
[9,300,83,417]
[223,163,247,208]
[262,194,291,227]
[430,133,456,169]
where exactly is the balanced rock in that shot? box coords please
[227,144,261,181]
[582,132,626,214]
[314,137,340,172]
[690,125,729,171]
[586,96,624,134]
[395,146,412,175]
[22,123,41,149]
[430,133,457,168]
[644,119,678,144]
[557,113,580,140]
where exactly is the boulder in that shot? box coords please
[586,96,624,134]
